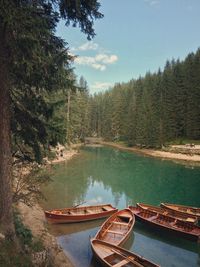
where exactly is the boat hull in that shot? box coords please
[160,203,200,221]
[129,206,200,242]
[94,208,135,246]
[137,203,198,224]
[91,239,160,267]
[45,204,118,224]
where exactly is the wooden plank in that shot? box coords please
[107,230,124,235]
[112,259,130,267]
[112,222,128,226]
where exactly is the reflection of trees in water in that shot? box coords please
[42,156,92,209]
[49,218,105,236]
[43,146,200,211]
[87,146,200,207]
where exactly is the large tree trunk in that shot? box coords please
[0,29,16,240]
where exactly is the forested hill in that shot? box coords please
[89,48,200,148]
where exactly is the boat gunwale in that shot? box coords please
[91,238,160,267]
[94,208,135,246]
[160,203,200,217]
[129,206,200,241]
[137,203,198,224]
[44,203,118,223]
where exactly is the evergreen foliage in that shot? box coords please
[89,49,200,147]
[0,0,103,240]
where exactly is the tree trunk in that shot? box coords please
[66,89,71,145]
[0,29,16,240]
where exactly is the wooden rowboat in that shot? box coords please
[94,208,135,246]
[129,206,200,242]
[160,203,200,221]
[44,204,118,223]
[137,203,198,224]
[91,239,160,267]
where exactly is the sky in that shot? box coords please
[56,0,200,94]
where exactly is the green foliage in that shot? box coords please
[46,150,57,160]
[0,0,103,163]
[30,238,45,253]
[89,48,200,147]
[0,214,45,267]
[12,163,52,207]
[14,212,33,246]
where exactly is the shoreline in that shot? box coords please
[17,141,200,266]
[100,141,200,166]
[17,147,79,267]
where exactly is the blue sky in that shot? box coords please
[56,0,200,94]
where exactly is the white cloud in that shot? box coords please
[75,56,95,65]
[95,54,118,64]
[92,63,106,71]
[71,41,99,52]
[74,53,118,71]
[144,0,160,6]
[92,82,114,91]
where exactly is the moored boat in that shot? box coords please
[129,206,200,242]
[44,204,118,223]
[91,239,160,267]
[94,208,135,246]
[137,203,197,224]
[160,203,200,221]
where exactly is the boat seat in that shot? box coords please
[104,206,113,211]
[186,218,195,222]
[119,214,132,219]
[113,259,130,267]
[107,230,124,235]
[169,219,177,226]
[85,209,92,213]
[112,222,128,226]
[69,211,76,215]
[148,215,158,221]
[103,252,115,261]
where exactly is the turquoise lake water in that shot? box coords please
[42,146,200,267]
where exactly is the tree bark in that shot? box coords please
[66,89,71,145]
[0,28,16,240]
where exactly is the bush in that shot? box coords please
[14,212,33,247]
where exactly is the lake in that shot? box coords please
[42,146,200,267]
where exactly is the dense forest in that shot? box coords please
[89,48,200,147]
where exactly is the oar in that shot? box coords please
[73,201,87,208]
[111,248,144,267]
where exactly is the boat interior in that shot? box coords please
[104,252,137,267]
[135,208,200,234]
[94,243,144,267]
[97,212,133,245]
[165,205,200,216]
[51,205,115,215]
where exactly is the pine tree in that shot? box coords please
[0,0,103,240]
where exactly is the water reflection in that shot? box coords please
[48,218,106,236]
[42,146,200,267]
[56,221,134,267]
